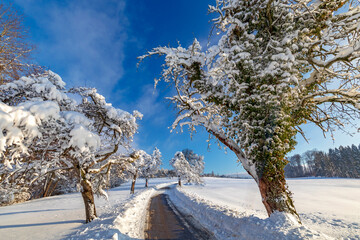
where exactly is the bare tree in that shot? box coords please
[0,3,40,85]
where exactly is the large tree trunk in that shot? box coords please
[80,178,97,223]
[145,178,148,188]
[232,144,300,222]
[257,166,300,223]
[206,122,301,223]
[77,167,97,223]
[130,171,137,194]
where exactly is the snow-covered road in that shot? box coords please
[0,177,359,239]
[145,190,214,240]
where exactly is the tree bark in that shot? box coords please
[43,172,59,197]
[257,171,300,223]
[145,178,148,188]
[80,178,97,223]
[210,131,301,223]
[42,173,54,198]
[178,176,181,187]
[130,171,137,194]
[47,180,59,196]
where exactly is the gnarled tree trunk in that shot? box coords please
[223,138,301,223]
[130,171,137,194]
[81,178,97,223]
[257,172,299,222]
[79,167,97,223]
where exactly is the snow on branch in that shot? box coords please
[0,71,143,201]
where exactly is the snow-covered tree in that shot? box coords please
[141,0,360,222]
[126,148,162,193]
[142,147,162,187]
[0,3,40,85]
[182,149,204,183]
[170,152,191,186]
[127,150,150,194]
[0,71,142,222]
[170,151,203,186]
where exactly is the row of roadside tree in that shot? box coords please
[0,3,166,223]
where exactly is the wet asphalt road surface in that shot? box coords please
[145,193,214,240]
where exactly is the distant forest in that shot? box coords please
[285,144,360,178]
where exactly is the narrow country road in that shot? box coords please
[145,193,214,240]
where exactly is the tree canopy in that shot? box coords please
[141,0,360,222]
[170,149,204,185]
[0,71,142,222]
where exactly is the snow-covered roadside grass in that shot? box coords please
[171,177,360,240]
[112,187,155,239]
[65,181,175,240]
[69,187,156,240]
[168,185,331,240]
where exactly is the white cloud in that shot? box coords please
[14,0,127,97]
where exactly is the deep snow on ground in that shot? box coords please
[0,178,172,240]
[0,177,359,239]
[175,177,360,239]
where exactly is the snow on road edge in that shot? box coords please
[168,186,333,240]
[112,182,174,239]
[69,186,158,240]
[112,187,156,239]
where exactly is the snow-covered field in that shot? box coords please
[170,177,360,239]
[0,177,359,239]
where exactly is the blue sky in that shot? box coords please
[11,0,360,174]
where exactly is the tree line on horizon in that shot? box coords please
[286,144,360,179]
